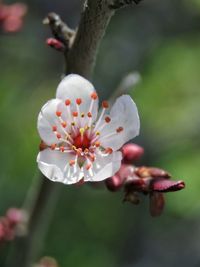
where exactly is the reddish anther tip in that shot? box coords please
[86,163,92,170]
[51,144,56,150]
[76,98,82,105]
[87,112,92,118]
[105,147,113,154]
[72,111,78,117]
[56,133,61,139]
[122,143,144,163]
[52,125,57,132]
[105,116,111,123]
[56,111,62,117]
[69,160,75,166]
[61,122,67,128]
[102,100,109,109]
[91,92,98,100]
[65,99,71,106]
[116,127,123,133]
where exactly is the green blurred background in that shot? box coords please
[1,0,200,266]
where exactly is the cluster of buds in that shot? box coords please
[0,2,27,33]
[105,143,185,216]
[34,257,59,267]
[0,208,27,242]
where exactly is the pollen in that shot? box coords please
[79,128,85,135]
[102,101,109,109]
[81,113,85,118]
[76,98,82,105]
[91,92,98,100]
[56,111,62,117]
[65,99,71,106]
[105,116,111,123]
[71,122,75,126]
[116,127,124,133]
[96,131,100,136]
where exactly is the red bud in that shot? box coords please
[46,38,65,52]
[122,143,144,163]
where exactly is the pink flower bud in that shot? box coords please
[46,38,65,52]
[151,178,185,192]
[105,175,123,192]
[3,16,23,32]
[122,143,144,163]
[6,208,23,225]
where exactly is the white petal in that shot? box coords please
[37,99,67,145]
[37,149,82,185]
[56,74,98,120]
[99,95,140,151]
[83,151,122,182]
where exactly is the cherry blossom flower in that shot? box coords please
[37,74,140,184]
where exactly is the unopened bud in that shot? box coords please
[122,143,144,163]
[105,175,123,192]
[151,178,185,192]
[46,38,65,52]
[135,166,170,179]
[149,192,165,217]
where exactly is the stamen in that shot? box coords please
[96,131,100,136]
[69,160,75,166]
[116,127,124,133]
[91,92,98,100]
[102,101,109,109]
[51,144,57,150]
[59,146,65,152]
[87,112,92,118]
[72,111,78,117]
[52,125,57,132]
[81,113,85,118]
[86,163,92,170]
[105,147,113,154]
[94,141,100,147]
[56,133,61,139]
[56,111,62,117]
[61,121,67,128]
[76,98,82,105]
[105,116,111,123]
[65,99,71,106]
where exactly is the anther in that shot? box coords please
[69,160,75,166]
[56,133,61,139]
[105,147,113,154]
[84,148,89,154]
[52,125,57,132]
[76,98,82,105]
[102,101,109,109]
[51,144,56,150]
[56,111,62,117]
[59,146,65,152]
[72,111,78,117]
[96,131,100,136]
[71,122,76,126]
[87,112,92,118]
[81,113,85,118]
[91,92,98,100]
[65,99,71,106]
[79,128,85,135]
[116,127,124,133]
[105,116,111,123]
[94,141,100,147]
[86,163,92,170]
[61,122,67,128]
[89,154,95,162]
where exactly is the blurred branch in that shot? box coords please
[109,72,141,104]
[6,1,143,267]
[110,0,143,9]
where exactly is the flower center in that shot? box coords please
[73,133,91,150]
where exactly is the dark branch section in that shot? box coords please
[66,0,114,78]
[109,0,143,9]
